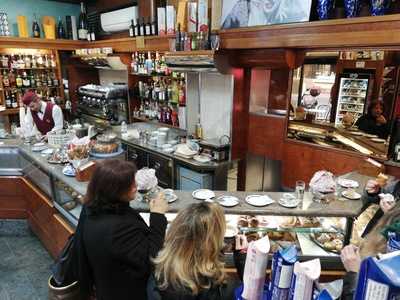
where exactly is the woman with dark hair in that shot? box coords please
[81,159,168,300]
[355,100,390,138]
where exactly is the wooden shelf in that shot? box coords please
[0,37,86,51]
[1,86,60,91]
[0,67,57,70]
[87,36,170,53]
[219,15,400,50]
[132,116,181,129]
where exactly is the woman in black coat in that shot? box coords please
[80,159,168,300]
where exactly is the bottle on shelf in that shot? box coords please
[11,92,18,108]
[44,55,50,68]
[57,16,66,39]
[35,73,42,87]
[31,55,37,68]
[78,2,88,40]
[8,70,15,88]
[37,55,44,68]
[1,55,9,68]
[50,54,56,68]
[16,73,23,88]
[2,70,9,87]
[22,71,30,87]
[24,55,31,68]
[5,91,12,108]
[175,23,182,51]
[52,73,59,87]
[47,72,53,87]
[30,71,36,88]
[32,14,40,38]
[129,19,135,37]
[140,17,145,36]
[145,17,151,36]
[90,26,96,41]
[135,18,141,36]
[41,72,47,87]
[151,17,157,36]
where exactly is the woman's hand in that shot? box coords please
[365,179,380,194]
[149,192,168,214]
[379,194,396,213]
[376,115,387,125]
[340,244,361,273]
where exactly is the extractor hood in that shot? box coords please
[164,50,218,72]
[76,55,127,71]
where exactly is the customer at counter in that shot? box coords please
[81,159,168,300]
[21,90,64,136]
[340,201,400,300]
[149,202,236,300]
[355,100,390,139]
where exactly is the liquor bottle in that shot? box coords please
[131,52,138,73]
[52,73,59,87]
[37,55,43,68]
[57,16,66,39]
[36,73,42,87]
[32,14,40,38]
[8,70,15,88]
[78,2,88,40]
[30,71,36,88]
[175,23,181,51]
[178,78,186,106]
[50,54,56,68]
[135,18,141,36]
[2,70,10,87]
[5,91,12,108]
[191,32,198,51]
[44,55,50,68]
[16,73,23,88]
[1,55,8,68]
[90,26,96,41]
[31,55,37,68]
[87,26,92,42]
[24,55,31,68]
[145,52,153,75]
[140,17,146,36]
[41,72,47,87]
[145,17,151,36]
[151,17,157,36]
[11,92,18,108]
[47,72,53,87]
[129,19,135,37]
[22,72,30,87]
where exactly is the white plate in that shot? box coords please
[217,195,240,207]
[163,189,178,203]
[192,189,215,200]
[371,138,385,143]
[33,142,46,147]
[193,155,211,163]
[364,134,378,138]
[162,147,175,153]
[337,178,359,188]
[341,190,361,200]
[278,198,300,208]
[245,195,275,207]
[32,145,48,152]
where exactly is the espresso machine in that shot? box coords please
[77,83,128,126]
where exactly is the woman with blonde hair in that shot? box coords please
[149,202,236,300]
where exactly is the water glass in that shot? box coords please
[295,180,305,200]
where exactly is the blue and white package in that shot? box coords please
[288,258,321,300]
[269,245,298,300]
[355,251,400,300]
[387,232,400,253]
[313,279,343,300]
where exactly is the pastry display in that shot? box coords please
[92,133,119,154]
[47,148,69,164]
[298,217,321,228]
[310,232,344,253]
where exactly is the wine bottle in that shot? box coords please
[175,23,181,51]
[135,18,140,36]
[140,17,145,36]
[57,16,65,39]
[87,26,92,42]
[5,91,12,109]
[129,19,134,37]
[145,17,151,36]
[90,26,96,41]
[16,73,23,88]
[78,2,88,40]
[32,14,40,38]
[151,17,157,36]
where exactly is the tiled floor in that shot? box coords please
[0,220,52,300]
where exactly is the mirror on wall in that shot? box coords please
[287,49,400,160]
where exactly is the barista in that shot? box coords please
[22,90,64,136]
[355,100,390,139]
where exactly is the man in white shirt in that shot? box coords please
[22,91,64,136]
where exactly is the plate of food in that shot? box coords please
[278,195,300,208]
[337,178,359,188]
[217,195,240,207]
[309,232,344,254]
[245,195,275,207]
[341,189,361,200]
[371,138,386,143]
[192,189,215,200]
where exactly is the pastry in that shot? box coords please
[280,217,297,228]
[238,218,249,228]
[92,142,119,154]
[249,217,259,228]
[376,173,388,187]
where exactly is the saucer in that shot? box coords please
[245,195,274,207]
[192,189,215,200]
[217,195,240,207]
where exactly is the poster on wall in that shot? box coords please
[221,0,313,29]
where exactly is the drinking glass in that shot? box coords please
[295,180,305,200]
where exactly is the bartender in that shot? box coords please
[22,90,64,136]
[355,100,390,139]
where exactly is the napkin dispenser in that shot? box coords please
[76,161,96,182]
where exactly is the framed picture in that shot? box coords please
[221,0,313,29]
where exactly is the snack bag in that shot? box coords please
[354,251,400,300]
[269,245,298,300]
[314,279,343,300]
[241,236,270,300]
[387,232,400,253]
[288,258,321,300]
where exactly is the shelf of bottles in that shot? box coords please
[0,50,62,111]
[130,51,186,129]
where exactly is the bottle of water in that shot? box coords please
[121,121,128,134]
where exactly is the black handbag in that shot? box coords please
[51,233,77,286]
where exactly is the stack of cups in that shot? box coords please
[157,132,167,148]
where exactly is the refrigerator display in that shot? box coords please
[335,74,370,126]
